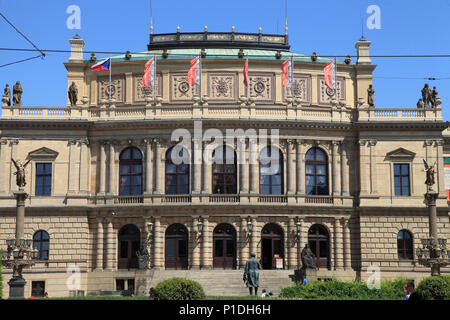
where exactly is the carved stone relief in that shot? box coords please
[248,73,274,103]
[283,75,310,103]
[170,73,198,102]
[98,75,125,103]
[318,77,345,104]
[134,73,162,102]
[207,73,237,102]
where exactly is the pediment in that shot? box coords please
[27,147,59,159]
[385,148,416,160]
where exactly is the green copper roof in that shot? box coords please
[87,48,353,65]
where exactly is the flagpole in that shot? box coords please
[246,52,249,102]
[154,55,156,104]
[109,56,112,101]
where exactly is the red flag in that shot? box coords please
[142,57,155,87]
[243,57,249,88]
[324,60,336,89]
[281,57,293,88]
[187,56,201,86]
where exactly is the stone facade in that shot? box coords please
[1,35,449,298]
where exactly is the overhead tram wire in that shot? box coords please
[0,55,42,68]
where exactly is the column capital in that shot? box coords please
[79,138,89,146]
[295,139,306,146]
[358,140,367,146]
[9,139,19,146]
[368,140,377,146]
[0,139,9,145]
[434,140,444,147]
[68,139,78,146]
[332,140,341,146]
[424,140,433,146]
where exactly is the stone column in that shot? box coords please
[153,139,162,194]
[239,138,249,194]
[107,141,115,195]
[334,218,344,270]
[435,140,445,195]
[0,139,9,194]
[329,221,335,270]
[67,140,78,194]
[201,217,211,269]
[250,217,258,257]
[191,216,200,269]
[202,141,212,194]
[297,218,306,268]
[359,140,368,195]
[288,217,296,269]
[296,140,305,195]
[249,139,258,194]
[153,216,163,269]
[14,190,28,241]
[369,140,378,195]
[98,141,107,195]
[240,216,249,269]
[95,216,104,270]
[79,139,89,194]
[105,218,114,271]
[10,139,19,193]
[144,139,153,194]
[341,142,349,196]
[287,140,296,194]
[343,217,351,270]
[192,138,202,194]
[332,141,341,196]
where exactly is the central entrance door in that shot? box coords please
[261,223,284,269]
[308,224,330,269]
[213,223,236,269]
[118,224,140,269]
[165,224,188,269]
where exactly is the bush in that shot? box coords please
[279,279,409,300]
[153,278,205,300]
[0,256,2,299]
[416,275,450,300]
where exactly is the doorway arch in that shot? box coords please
[213,223,237,269]
[307,224,330,269]
[118,224,140,269]
[165,223,188,269]
[261,223,284,269]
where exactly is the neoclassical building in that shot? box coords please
[1,27,449,298]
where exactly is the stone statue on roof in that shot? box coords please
[68,82,78,106]
[13,81,22,106]
[421,84,432,108]
[2,84,11,106]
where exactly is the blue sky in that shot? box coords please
[0,0,449,119]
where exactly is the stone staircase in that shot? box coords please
[138,269,298,297]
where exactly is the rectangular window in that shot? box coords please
[35,163,52,196]
[31,281,45,297]
[394,163,410,196]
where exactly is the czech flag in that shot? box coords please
[91,58,110,71]
[243,57,249,88]
[281,56,293,88]
[142,57,156,87]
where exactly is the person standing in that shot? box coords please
[243,252,262,296]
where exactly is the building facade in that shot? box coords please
[1,29,449,298]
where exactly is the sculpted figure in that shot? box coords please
[13,81,23,106]
[243,252,262,296]
[12,158,31,188]
[431,86,438,108]
[417,98,424,109]
[68,82,78,106]
[301,244,316,269]
[421,84,432,108]
[3,84,11,106]
[367,84,375,107]
[423,159,436,189]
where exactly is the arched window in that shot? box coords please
[165,147,190,194]
[260,146,283,195]
[305,148,329,195]
[397,230,413,260]
[119,147,143,196]
[212,146,237,194]
[33,230,49,260]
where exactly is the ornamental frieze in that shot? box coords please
[170,73,198,102]
[318,77,345,105]
[134,73,162,102]
[282,75,311,103]
[248,73,274,103]
[98,75,125,104]
[207,73,237,102]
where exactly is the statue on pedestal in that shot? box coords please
[13,81,23,106]
[423,159,436,190]
[68,82,78,106]
[243,252,262,296]
[421,84,432,108]
[11,158,31,188]
[3,84,11,106]
[417,98,424,109]
[301,244,316,269]
[367,85,375,107]
[431,86,439,108]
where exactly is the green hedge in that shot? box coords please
[0,256,2,299]
[153,278,205,300]
[416,275,450,300]
[279,279,409,300]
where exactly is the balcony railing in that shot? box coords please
[1,103,443,123]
